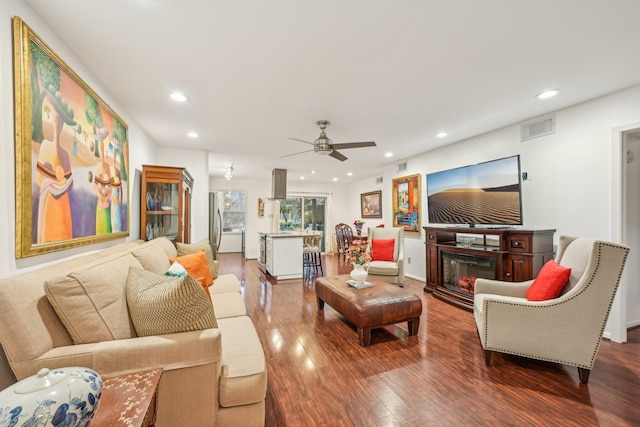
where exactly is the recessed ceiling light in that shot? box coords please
[187,131,199,138]
[436,131,448,138]
[170,92,188,102]
[347,172,353,176]
[332,177,338,182]
[300,176,305,180]
[385,152,393,157]
[536,89,560,99]
[310,170,317,174]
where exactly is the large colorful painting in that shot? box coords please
[13,17,130,258]
[391,174,421,235]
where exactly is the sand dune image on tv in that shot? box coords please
[427,186,521,225]
[426,155,523,226]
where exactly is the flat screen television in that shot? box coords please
[426,155,523,227]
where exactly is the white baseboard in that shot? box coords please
[405,273,426,282]
[627,319,640,329]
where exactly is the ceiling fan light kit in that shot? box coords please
[282,120,376,162]
[314,121,332,155]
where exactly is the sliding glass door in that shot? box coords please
[279,196,326,249]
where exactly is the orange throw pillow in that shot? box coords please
[371,238,395,262]
[169,249,214,287]
[525,260,571,301]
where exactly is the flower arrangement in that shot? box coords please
[353,219,365,226]
[346,242,371,265]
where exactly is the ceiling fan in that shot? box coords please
[280,120,376,161]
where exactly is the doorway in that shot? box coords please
[622,129,640,337]
[611,125,640,343]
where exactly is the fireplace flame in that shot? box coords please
[457,276,476,293]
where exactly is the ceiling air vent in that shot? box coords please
[397,162,407,172]
[521,114,556,141]
[375,176,383,184]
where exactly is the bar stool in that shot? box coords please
[303,231,323,276]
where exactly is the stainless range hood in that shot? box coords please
[271,169,287,200]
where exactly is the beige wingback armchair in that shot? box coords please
[473,235,629,384]
[366,226,405,286]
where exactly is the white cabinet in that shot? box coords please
[265,235,303,280]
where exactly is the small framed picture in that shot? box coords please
[360,191,382,218]
[258,197,265,217]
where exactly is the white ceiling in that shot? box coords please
[24,0,640,183]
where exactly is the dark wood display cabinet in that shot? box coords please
[424,226,555,310]
[141,165,193,243]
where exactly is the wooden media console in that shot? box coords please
[423,226,555,310]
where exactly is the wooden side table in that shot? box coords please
[92,368,163,427]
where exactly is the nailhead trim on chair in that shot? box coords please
[482,241,629,369]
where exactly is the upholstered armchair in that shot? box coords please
[365,227,405,286]
[473,235,629,384]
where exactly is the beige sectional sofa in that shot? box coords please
[0,237,267,426]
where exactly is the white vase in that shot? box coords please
[350,263,368,283]
[0,367,103,427]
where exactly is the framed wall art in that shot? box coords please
[360,190,382,218]
[13,17,130,258]
[258,197,265,217]
[391,174,421,234]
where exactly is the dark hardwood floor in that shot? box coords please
[217,253,640,427]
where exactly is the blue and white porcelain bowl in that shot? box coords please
[0,367,102,427]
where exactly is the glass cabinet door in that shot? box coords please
[141,165,193,243]
[144,181,180,241]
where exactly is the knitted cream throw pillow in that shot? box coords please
[126,267,217,337]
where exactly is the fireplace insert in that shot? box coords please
[441,251,496,295]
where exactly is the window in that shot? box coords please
[222,191,246,232]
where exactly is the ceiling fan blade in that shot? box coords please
[329,150,348,161]
[288,137,315,146]
[279,149,314,159]
[330,141,376,150]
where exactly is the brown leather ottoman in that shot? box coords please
[315,275,422,347]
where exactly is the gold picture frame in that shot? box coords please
[360,190,382,218]
[391,174,421,234]
[13,17,130,258]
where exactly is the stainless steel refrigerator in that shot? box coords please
[208,192,223,258]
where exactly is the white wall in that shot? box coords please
[156,147,209,242]
[0,1,159,276]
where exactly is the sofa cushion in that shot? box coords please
[211,292,247,319]
[126,268,217,337]
[44,253,141,344]
[131,238,175,273]
[216,316,267,407]
[209,274,242,294]
[208,274,244,319]
[176,239,218,279]
[169,250,213,287]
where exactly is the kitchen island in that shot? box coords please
[259,232,304,280]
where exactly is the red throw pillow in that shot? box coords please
[371,239,395,262]
[525,260,572,301]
